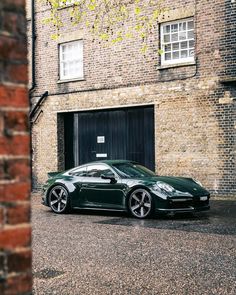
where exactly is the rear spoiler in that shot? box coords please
[47,172,60,178]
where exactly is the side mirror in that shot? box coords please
[101,173,117,184]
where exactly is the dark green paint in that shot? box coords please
[42,160,210,214]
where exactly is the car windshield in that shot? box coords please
[112,162,156,178]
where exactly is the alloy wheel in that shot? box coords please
[129,189,152,218]
[49,186,69,213]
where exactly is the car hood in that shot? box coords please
[137,176,210,197]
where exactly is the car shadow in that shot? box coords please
[85,200,236,236]
[44,200,235,236]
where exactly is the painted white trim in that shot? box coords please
[160,17,195,66]
[59,40,84,81]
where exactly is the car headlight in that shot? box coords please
[193,178,202,187]
[154,181,175,193]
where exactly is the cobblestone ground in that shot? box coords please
[32,196,236,295]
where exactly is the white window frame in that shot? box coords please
[59,40,83,81]
[160,18,195,66]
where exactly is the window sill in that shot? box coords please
[57,77,85,84]
[157,61,196,70]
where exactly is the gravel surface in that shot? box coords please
[32,196,236,295]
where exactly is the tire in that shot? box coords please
[48,185,71,214]
[128,188,153,219]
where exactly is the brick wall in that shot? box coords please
[0,0,31,294]
[29,0,236,196]
[29,0,236,95]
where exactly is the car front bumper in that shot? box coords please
[156,204,210,213]
[154,195,210,214]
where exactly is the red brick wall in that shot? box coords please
[0,0,31,294]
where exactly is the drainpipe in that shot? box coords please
[30,91,49,120]
[29,0,36,93]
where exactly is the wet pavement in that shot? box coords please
[32,196,236,295]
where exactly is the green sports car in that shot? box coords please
[42,160,210,219]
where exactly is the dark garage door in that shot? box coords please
[64,105,155,171]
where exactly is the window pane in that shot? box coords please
[64,63,68,70]
[63,69,68,76]
[188,21,194,30]
[165,52,171,60]
[189,49,194,57]
[163,25,170,33]
[188,30,194,39]
[181,50,188,58]
[179,22,186,31]
[173,51,179,59]
[189,40,194,48]
[62,53,66,61]
[181,41,188,49]
[171,33,178,42]
[76,67,83,77]
[164,34,170,43]
[165,44,171,51]
[179,31,186,40]
[171,24,178,32]
[87,165,112,178]
[76,45,83,55]
[71,166,87,177]
[172,43,179,50]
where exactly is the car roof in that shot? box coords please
[64,160,135,174]
[92,159,134,165]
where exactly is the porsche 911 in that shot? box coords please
[42,160,210,219]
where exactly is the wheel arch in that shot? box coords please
[46,182,70,205]
[125,185,153,207]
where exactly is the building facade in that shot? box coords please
[28,0,236,196]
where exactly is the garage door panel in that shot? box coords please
[64,106,155,171]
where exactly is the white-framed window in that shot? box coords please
[59,40,83,81]
[160,18,195,66]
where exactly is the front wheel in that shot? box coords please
[128,188,153,219]
[48,185,70,214]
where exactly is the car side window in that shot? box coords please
[87,164,112,178]
[70,166,87,177]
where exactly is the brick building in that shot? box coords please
[0,0,31,294]
[28,0,236,196]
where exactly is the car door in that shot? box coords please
[79,164,126,209]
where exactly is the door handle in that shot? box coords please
[82,184,96,188]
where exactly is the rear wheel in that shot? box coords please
[128,188,153,219]
[48,185,70,214]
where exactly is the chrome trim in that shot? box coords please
[158,207,195,212]
[157,205,210,213]
[171,198,191,202]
